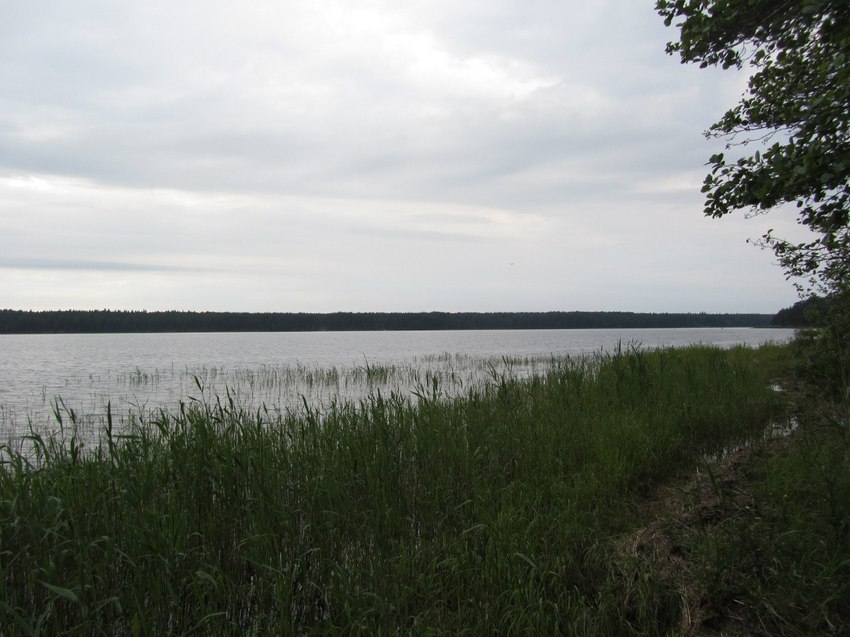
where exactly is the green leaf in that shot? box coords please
[41,581,80,604]
[657,0,850,291]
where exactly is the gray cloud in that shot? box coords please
[0,0,800,313]
[0,258,203,273]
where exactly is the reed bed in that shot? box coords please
[0,354,555,445]
[0,345,796,635]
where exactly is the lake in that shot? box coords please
[0,327,794,441]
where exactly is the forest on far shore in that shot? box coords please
[0,309,780,334]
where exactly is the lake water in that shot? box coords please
[0,327,794,441]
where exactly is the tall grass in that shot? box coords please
[0,345,790,635]
[0,354,555,445]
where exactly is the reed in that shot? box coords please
[0,344,804,635]
[0,353,558,443]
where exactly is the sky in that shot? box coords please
[0,0,810,314]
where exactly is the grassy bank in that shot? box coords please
[1,344,845,635]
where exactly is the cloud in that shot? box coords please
[0,257,201,273]
[0,0,799,313]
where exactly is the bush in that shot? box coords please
[792,289,850,405]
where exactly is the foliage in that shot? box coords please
[792,289,850,403]
[772,295,829,327]
[656,0,850,295]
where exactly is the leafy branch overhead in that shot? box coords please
[656,0,850,293]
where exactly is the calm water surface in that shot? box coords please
[0,328,794,439]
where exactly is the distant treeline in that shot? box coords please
[0,309,776,334]
[771,297,829,327]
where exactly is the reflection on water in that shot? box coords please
[0,328,794,442]
[0,353,558,443]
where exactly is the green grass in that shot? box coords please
[650,384,850,636]
[0,344,816,635]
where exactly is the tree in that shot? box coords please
[656,0,850,296]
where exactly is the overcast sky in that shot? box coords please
[0,0,809,313]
